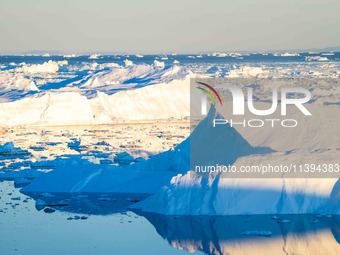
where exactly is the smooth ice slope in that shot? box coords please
[21,107,269,194]
[138,104,340,215]
[18,101,340,215]
[22,135,189,193]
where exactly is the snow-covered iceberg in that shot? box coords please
[21,107,270,194]
[0,73,39,102]
[0,65,192,126]
[0,142,31,157]
[22,103,340,215]
[21,135,189,193]
[135,107,340,215]
[15,60,59,73]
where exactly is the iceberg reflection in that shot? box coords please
[140,212,340,255]
[24,191,340,255]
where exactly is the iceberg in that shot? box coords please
[21,107,267,194]
[21,135,189,193]
[134,105,340,215]
[15,60,59,73]
[0,65,192,126]
[21,102,340,215]
[153,60,165,68]
[123,59,133,66]
[0,142,31,156]
[138,170,340,215]
[0,73,39,102]
[89,54,101,59]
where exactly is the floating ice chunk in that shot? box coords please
[15,60,59,73]
[242,231,272,237]
[0,169,41,179]
[89,54,101,59]
[67,215,86,220]
[99,159,113,164]
[281,53,300,57]
[35,199,46,206]
[0,73,39,98]
[212,53,228,57]
[123,59,133,66]
[0,142,31,156]
[114,152,134,166]
[57,60,68,66]
[136,54,144,58]
[154,60,165,68]
[28,81,39,91]
[134,157,145,163]
[94,141,111,146]
[15,178,32,185]
[63,54,78,58]
[173,60,180,64]
[305,56,329,62]
[43,208,55,213]
[67,139,81,148]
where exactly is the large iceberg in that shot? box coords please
[139,171,340,215]
[0,65,192,126]
[22,103,340,215]
[21,106,266,193]
[21,134,189,194]
[135,104,340,215]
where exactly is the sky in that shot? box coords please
[0,0,339,54]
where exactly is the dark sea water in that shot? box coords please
[0,52,339,67]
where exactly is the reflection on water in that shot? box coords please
[140,212,340,255]
[22,191,150,215]
[3,181,340,255]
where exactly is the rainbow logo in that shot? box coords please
[197,82,223,106]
